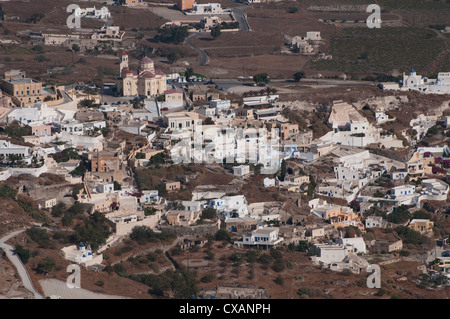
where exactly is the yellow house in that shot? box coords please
[0,77,45,107]
[38,198,57,210]
[409,219,434,234]
[123,0,145,6]
[165,181,181,192]
[407,151,434,180]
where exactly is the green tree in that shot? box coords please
[171,269,198,299]
[15,245,31,264]
[37,258,56,274]
[167,52,179,64]
[184,67,194,81]
[0,184,17,199]
[274,275,284,285]
[412,209,431,219]
[201,207,217,220]
[32,45,44,54]
[51,202,66,217]
[280,159,287,181]
[387,205,411,224]
[74,212,111,251]
[211,25,222,39]
[293,71,305,82]
[215,229,231,241]
[114,181,122,191]
[373,189,386,198]
[253,73,270,85]
[155,26,189,44]
[135,152,145,159]
[72,44,80,52]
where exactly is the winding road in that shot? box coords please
[0,229,44,299]
[185,4,251,66]
[186,33,211,66]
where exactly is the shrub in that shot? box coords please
[15,245,31,264]
[274,275,284,285]
[271,260,285,272]
[297,286,311,297]
[200,273,215,283]
[215,229,231,241]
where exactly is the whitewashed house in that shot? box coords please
[233,164,250,178]
[234,227,284,248]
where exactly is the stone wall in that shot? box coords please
[159,220,220,237]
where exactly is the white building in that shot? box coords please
[141,190,160,205]
[418,179,450,202]
[75,6,111,19]
[383,69,450,94]
[209,194,248,217]
[234,227,284,248]
[233,164,250,178]
[190,3,223,14]
[7,102,63,124]
[60,243,103,267]
[365,216,387,229]
[410,114,437,141]
[60,121,84,135]
[302,31,321,41]
[247,201,282,222]
[95,183,114,194]
[375,111,390,124]
[196,106,216,118]
[210,99,230,109]
[389,185,416,199]
[390,171,408,180]
[311,244,347,264]
[334,164,360,181]
[0,140,31,158]
[337,237,367,254]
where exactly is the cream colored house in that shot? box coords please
[0,76,45,107]
[409,219,434,234]
[163,111,203,131]
[37,198,57,210]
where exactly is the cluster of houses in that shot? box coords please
[0,56,448,284]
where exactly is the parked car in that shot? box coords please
[160,107,168,111]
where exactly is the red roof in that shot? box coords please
[120,52,128,56]
[164,89,183,94]
[155,69,165,76]
[139,71,155,79]
[140,57,153,63]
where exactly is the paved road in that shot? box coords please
[231,7,250,32]
[186,32,210,66]
[0,230,45,299]
[210,77,373,92]
[39,279,129,299]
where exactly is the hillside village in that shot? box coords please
[0,0,449,301]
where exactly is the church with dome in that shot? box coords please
[116,52,167,97]
[382,69,450,94]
